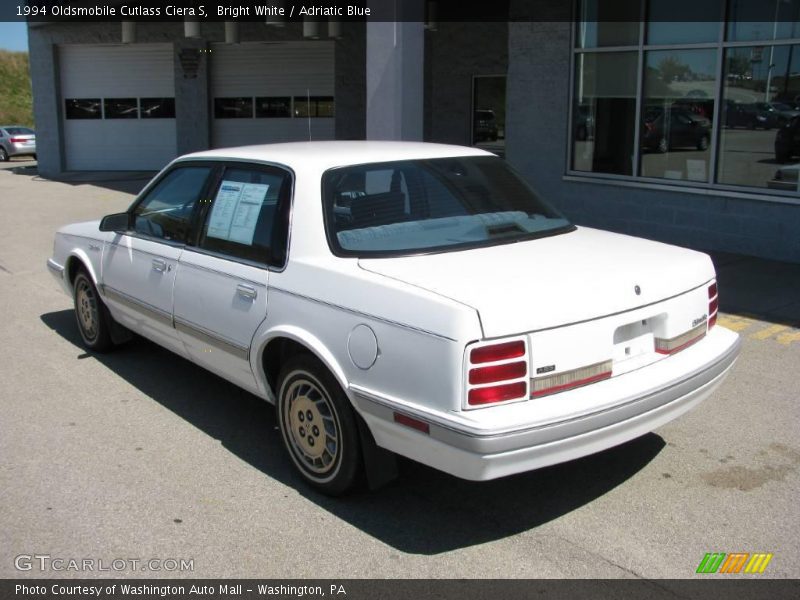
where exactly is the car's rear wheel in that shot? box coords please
[73,270,114,352]
[0,147,8,162]
[697,135,709,151]
[277,354,362,495]
[657,138,669,153]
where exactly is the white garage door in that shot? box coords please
[210,41,335,148]
[60,44,176,170]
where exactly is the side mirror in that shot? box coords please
[99,212,130,232]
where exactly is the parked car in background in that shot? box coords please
[642,107,712,153]
[48,141,740,495]
[767,162,800,190]
[473,109,499,142]
[775,116,800,162]
[724,100,774,129]
[754,102,800,127]
[0,126,36,161]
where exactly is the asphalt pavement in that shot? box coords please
[0,159,798,579]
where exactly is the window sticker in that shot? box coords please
[207,181,270,245]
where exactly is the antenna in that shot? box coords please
[307,88,312,141]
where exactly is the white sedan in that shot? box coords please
[48,141,740,495]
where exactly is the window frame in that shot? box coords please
[567,0,800,203]
[321,157,575,259]
[188,160,296,271]
[125,161,218,248]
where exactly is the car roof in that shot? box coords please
[179,141,493,171]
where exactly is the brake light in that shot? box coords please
[470,340,525,364]
[708,281,718,329]
[9,137,28,143]
[466,339,528,408]
[469,361,527,385]
[469,382,527,406]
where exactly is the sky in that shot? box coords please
[0,21,29,52]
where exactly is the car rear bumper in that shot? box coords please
[350,326,740,481]
[7,143,36,157]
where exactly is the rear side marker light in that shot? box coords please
[708,281,718,330]
[655,323,706,355]
[468,382,527,406]
[470,340,525,364]
[393,412,430,435]
[531,360,612,398]
[469,361,527,385]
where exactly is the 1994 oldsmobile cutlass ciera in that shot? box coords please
[48,141,740,495]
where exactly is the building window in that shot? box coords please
[103,98,139,119]
[214,97,254,119]
[64,99,102,119]
[293,96,335,118]
[573,52,638,175]
[571,0,800,198]
[141,98,176,119]
[255,97,292,118]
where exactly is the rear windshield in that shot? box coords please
[322,156,572,257]
[5,127,34,136]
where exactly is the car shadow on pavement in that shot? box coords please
[41,309,665,556]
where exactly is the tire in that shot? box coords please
[277,354,362,495]
[657,138,669,153]
[72,270,114,352]
[0,147,8,162]
[697,135,709,151]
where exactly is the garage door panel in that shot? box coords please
[212,119,335,149]
[63,120,176,171]
[211,41,335,148]
[59,44,176,171]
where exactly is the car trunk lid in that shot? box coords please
[359,226,715,339]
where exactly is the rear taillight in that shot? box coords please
[470,341,525,364]
[466,339,528,408]
[531,360,612,398]
[9,137,27,143]
[655,323,706,354]
[708,281,718,329]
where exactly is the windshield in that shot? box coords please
[322,156,573,257]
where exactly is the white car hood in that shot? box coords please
[359,227,715,338]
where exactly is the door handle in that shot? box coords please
[152,258,167,272]
[236,284,257,300]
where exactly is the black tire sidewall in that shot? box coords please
[277,354,361,495]
[73,270,113,351]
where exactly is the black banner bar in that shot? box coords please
[2,579,800,600]
[1,0,796,23]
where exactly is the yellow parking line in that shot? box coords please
[776,330,800,346]
[750,324,789,340]
[717,314,758,332]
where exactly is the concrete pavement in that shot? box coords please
[0,164,798,579]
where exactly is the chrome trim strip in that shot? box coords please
[101,285,173,328]
[173,317,250,360]
[352,336,741,454]
[269,286,456,342]
[46,258,64,274]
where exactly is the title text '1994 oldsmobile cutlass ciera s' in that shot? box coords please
[48,142,741,495]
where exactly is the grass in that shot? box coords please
[0,50,34,127]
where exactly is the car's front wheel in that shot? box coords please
[0,147,8,162]
[73,270,114,352]
[277,354,362,495]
